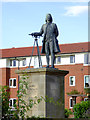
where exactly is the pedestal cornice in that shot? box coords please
[16,68,69,76]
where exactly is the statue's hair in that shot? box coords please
[45,13,53,23]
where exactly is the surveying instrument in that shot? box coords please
[28,32,42,68]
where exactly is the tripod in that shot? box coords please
[28,36,42,68]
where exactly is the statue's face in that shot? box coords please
[45,14,52,23]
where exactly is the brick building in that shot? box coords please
[0,42,90,110]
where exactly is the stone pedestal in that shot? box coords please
[16,68,69,118]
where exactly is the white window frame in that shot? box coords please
[69,97,76,108]
[84,75,90,88]
[84,53,90,65]
[55,56,61,64]
[9,98,16,109]
[69,97,73,108]
[10,59,17,67]
[84,98,88,101]
[69,76,75,86]
[70,55,75,64]
[10,60,12,66]
[13,60,16,66]
[9,78,16,88]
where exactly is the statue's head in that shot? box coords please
[45,13,53,23]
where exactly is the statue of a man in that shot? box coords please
[39,13,60,68]
[38,13,60,68]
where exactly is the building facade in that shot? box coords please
[0,42,90,110]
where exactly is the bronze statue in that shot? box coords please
[29,13,60,68]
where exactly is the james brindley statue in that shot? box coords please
[29,13,60,68]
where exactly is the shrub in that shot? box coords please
[67,89,80,95]
[73,100,90,118]
[65,108,72,118]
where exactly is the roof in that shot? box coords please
[0,42,90,58]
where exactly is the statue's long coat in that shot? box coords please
[39,23,60,54]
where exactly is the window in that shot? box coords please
[70,97,76,108]
[13,60,16,66]
[9,98,16,108]
[69,76,75,86]
[70,55,75,63]
[84,75,90,88]
[54,56,61,64]
[84,53,90,64]
[10,60,12,66]
[84,98,88,101]
[57,56,61,64]
[22,59,26,66]
[10,60,16,67]
[9,78,16,88]
[70,98,73,108]
[13,79,16,87]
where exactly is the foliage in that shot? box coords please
[84,88,90,94]
[12,74,43,120]
[84,88,90,98]
[65,108,72,118]
[0,74,43,120]
[0,73,64,119]
[67,89,80,95]
[43,96,62,106]
[0,85,11,119]
[73,100,90,118]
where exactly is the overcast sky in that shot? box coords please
[0,0,89,49]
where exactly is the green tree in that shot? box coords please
[73,100,90,118]
[0,85,11,119]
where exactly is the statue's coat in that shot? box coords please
[40,23,60,54]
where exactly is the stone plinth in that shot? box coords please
[16,68,69,118]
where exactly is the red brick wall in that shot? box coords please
[55,64,89,109]
[9,67,30,99]
[0,68,18,99]
[0,68,10,86]
[1,64,89,109]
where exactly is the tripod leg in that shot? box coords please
[36,40,42,67]
[28,40,35,68]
